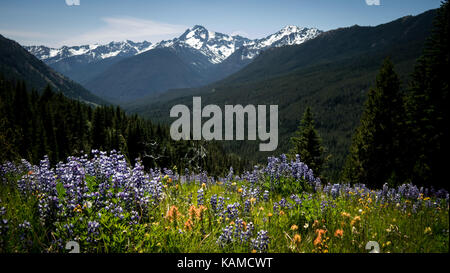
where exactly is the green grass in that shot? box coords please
[1,174,448,253]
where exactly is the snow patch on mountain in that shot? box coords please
[153,25,321,63]
[25,40,154,64]
[25,25,322,66]
[240,26,322,60]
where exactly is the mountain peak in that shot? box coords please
[178,25,212,50]
[281,25,302,32]
[191,25,207,31]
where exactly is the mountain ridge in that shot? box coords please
[24,25,322,103]
[0,34,106,105]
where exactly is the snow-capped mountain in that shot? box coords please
[24,25,322,103]
[26,25,321,66]
[154,25,252,64]
[25,40,154,64]
[152,25,321,64]
[241,26,322,59]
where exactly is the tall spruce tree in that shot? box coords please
[289,107,325,176]
[342,58,403,187]
[403,0,449,189]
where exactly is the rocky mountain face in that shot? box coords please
[25,25,322,103]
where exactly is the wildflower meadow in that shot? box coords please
[0,150,448,253]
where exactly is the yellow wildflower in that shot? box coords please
[73,204,82,213]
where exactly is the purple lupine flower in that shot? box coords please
[273,202,279,215]
[291,194,302,207]
[263,190,269,202]
[225,202,240,220]
[216,196,225,216]
[251,230,269,253]
[331,184,341,199]
[18,220,31,241]
[197,188,204,206]
[210,194,218,212]
[87,220,100,242]
[217,225,234,247]
[244,199,251,213]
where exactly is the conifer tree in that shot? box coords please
[289,107,325,176]
[342,58,403,187]
[403,0,449,188]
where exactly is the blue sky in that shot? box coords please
[0,0,442,47]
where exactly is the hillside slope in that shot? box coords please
[0,34,105,105]
[126,9,437,179]
[84,47,209,103]
[83,25,321,103]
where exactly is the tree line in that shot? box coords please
[0,78,249,176]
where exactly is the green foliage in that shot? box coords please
[56,182,66,200]
[261,175,312,198]
[342,58,404,187]
[402,0,449,189]
[289,107,325,177]
[0,77,249,176]
[343,0,449,189]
